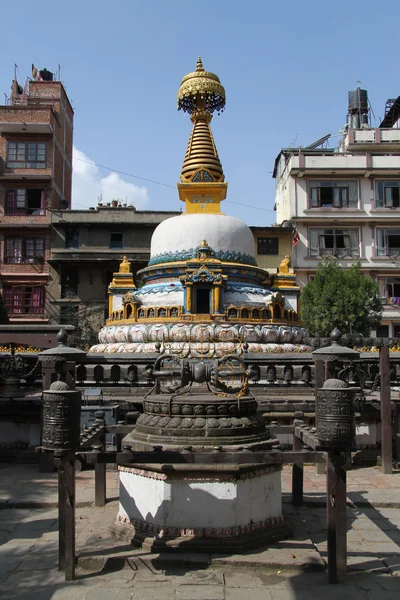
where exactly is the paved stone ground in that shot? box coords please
[1,463,400,599]
[1,464,400,509]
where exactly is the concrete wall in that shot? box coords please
[251,227,292,273]
[119,468,282,530]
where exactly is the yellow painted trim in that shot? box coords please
[106,316,297,326]
[177,181,228,214]
[186,285,193,313]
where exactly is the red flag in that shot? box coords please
[293,229,299,247]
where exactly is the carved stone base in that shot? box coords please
[126,392,276,453]
[117,463,289,552]
[90,341,311,356]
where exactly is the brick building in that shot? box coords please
[0,69,73,323]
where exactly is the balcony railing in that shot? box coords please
[348,128,400,145]
[382,297,400,307]
[377,248,400,258]
[4,256,44,264]
[5,208,46,217]
[5,306,45,315]
[316,248,360,259]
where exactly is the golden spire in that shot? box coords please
[177,58,227,213]
[180,111,224,183]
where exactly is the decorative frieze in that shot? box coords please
[115,513,285,539]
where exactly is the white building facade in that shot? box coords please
[274,93,400,337]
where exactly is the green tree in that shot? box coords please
[0,293,9,324]
[300,259,382,337]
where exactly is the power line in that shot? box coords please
[72,156,276,214]
[73,157,176,189]
[225,199,275,213]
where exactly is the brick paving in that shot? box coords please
[0,463,400,598]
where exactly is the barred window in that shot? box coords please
[309,228,360,258]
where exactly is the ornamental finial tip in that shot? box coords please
[196,56,204,71]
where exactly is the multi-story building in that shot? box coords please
[0,69,73,323]
[250,225,293,273]
[274,89,400,336]
[49,204,180,331]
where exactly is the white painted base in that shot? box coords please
[117,465,283,540]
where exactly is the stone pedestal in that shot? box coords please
[117,463,288,551]
[129,392,274,452]
[116,388,289,551]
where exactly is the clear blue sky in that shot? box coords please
[1,0,399,224]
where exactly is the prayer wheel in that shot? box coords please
[42,381,81,452]
[316,378,357,451]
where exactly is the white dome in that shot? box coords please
[150,213,255,261]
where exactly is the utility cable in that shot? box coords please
[72,156,277,214]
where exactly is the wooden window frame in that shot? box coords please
[7,142,47,169]
[4,237,45,263]
[257,237,279,255]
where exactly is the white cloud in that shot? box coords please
[72,147,150,209]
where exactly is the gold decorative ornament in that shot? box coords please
[278,255,291,274]
[119,256,131,274]
[177,57,226,115]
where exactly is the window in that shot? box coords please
[61,269,79,298]
[309,228,359,258]
[7,142,47,168]
[394,324,400,338]
[65,227,79,249]
[257,237,279,255]
[376,181,400,208]
[4,237,44,263]
[309,181,358,208]
[2,286,44,314]
[376,228,400,257]
[110,232,123,249]
[377,325,389,338]
[386,279,400,301]
[5,189,45,216]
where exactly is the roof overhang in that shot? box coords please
[0,122,53,134]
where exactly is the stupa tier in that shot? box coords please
[90,58,308,356]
